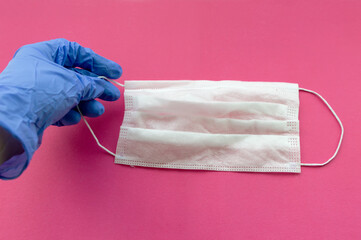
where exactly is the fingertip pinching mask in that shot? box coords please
[79,79,344,173]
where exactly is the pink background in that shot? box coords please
[0,0,360,239]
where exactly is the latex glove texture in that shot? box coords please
[0,38,122,179]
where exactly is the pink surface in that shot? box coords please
[0,0,360,239]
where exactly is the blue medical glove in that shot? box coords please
[0,38,122,179]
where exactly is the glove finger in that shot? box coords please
[58,39,122,79]
[52,109,81,127]
[95,77,121,101]
[76,73,121,102]
[78,100,105,118]
[14,39,122,79]
[76,73,105,101]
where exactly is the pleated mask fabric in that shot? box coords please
[78,79,343,174]
[115,80,302,173]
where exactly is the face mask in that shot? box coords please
[78,79,344,173]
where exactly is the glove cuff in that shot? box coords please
[0,116,39,179]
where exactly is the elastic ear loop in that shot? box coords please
[299,88,344,166]
[76,76,124,157]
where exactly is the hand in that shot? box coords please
[0,38,122,179]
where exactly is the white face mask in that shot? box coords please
[79,79,344,173]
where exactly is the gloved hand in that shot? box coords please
[0,38,122,179]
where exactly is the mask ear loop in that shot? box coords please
[97,76,125,87]
[76,76,124,157]
[299,88,344,166]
